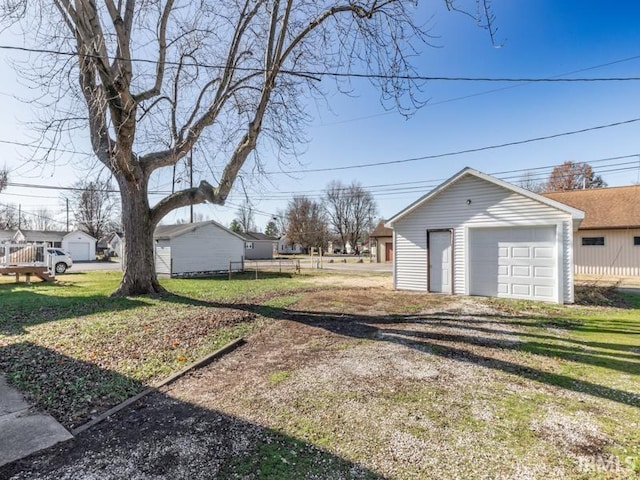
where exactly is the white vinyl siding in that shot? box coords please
[393,174,574,303]
[574,228,640,276]
[244,241,275,260]
[170,225,244,274]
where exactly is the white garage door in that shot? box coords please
[67,242,91,261]
[469,226,557,302]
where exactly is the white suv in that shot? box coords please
[47,248,73,274]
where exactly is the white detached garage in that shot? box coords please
[62,230,97,261]
[386,168,584,304]
[154,221,245,276]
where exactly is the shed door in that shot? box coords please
[68,242,90,261]
[155,244,172,275]
[469,226,557,302]
[428,230,452,294]
[385,242,393,262]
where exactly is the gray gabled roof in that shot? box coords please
[386,167,585,227]
[154,220,245,241]
[238,231,278,242]
[0,229,16,241]
[18,230,67,242]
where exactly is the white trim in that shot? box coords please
[386,167,585,227]
[464,225,470,296]
[392,229,397,289]
[555,221,564,304]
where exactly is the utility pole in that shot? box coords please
[66,198,69,232]
[18,204,21,229]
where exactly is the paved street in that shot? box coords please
[71,260,122,272]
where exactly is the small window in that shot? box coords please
[634,236,640,246]
[582,237,605,246]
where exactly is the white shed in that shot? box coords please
[154,221,245,276]
[386,168,584,304]
[62,230,97,261]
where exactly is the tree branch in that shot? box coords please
[133,0,174,102]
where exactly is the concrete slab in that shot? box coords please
[0,375,73,467]
[0,376,29,415]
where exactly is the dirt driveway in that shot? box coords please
[3,286,638,479]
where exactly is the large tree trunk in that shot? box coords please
[112,177,164,297]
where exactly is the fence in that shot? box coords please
[230,258,300,279]
[0,242,54,275]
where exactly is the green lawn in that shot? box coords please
[0,271,309,427]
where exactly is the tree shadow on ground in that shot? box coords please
[163,293,640,409]
[0,343,382,480]
[0,287,147,335]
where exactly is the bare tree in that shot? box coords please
[518,171,544,193]
[286,196,328,251]
[70,179,119,240]
[235,201,256,233]
[0,169,7,192]
[176,212,208,224]
[2,1,495,295]
[275,209,289,237]
[31,208,56,231]
[324,180,377,251]
[0,203,27,230]
[544,161,606,192]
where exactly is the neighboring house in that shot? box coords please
[277,235,304,254]
[238,232,277,260]
[97,234,110,254]
[544,186,640,276]
[98,231,124,257]
[109,232,124,258]
[370,220,393,263]
[386,167,584,304]
[14,229,65,248]
[1,229,96,261]
[154,221,245,276]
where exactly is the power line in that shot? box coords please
[2,44,640,83]
[317,54,640,126]
[6,152,639,200]
[266,117,640,174]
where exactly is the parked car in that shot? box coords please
[47,248,73,274]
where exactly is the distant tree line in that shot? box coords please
[520,161,607,193]
[229,180,378,253]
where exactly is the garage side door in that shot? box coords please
[155,245,171,275]
[67,242,90,262]
[469,226,556,302]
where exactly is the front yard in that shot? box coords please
[1,271,639,479]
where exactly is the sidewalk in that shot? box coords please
[0,375,73,467]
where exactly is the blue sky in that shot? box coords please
[1,1,640,231]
